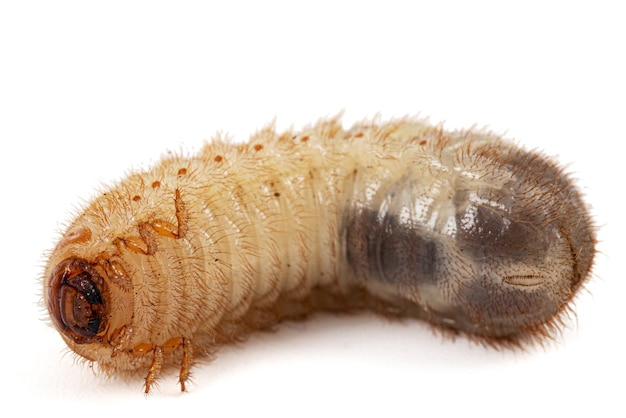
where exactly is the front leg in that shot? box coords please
[144,345,163,394]
[116,188,190,255]
[139,337,195,393]
[178,338,194,392]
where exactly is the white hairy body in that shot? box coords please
[43,116,595,392]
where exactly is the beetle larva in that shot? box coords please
[43,115,595,393]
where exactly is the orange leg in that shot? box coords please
[116,189,190,255]
[179,338,194,392]
[144,346,163,394]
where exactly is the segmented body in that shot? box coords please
[43,116,595,392]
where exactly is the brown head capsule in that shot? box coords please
[47,258,107,344]
[43,115,596,393]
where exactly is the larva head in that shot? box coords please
[46,257,108,344]
[44,223,135,361]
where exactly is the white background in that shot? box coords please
[1,1,623,416]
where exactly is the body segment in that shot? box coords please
[43,116,595,392]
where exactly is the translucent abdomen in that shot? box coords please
[342,127,594,341]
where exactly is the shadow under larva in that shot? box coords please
[43,115,596,393]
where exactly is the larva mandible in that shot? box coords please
[43,115,596,393]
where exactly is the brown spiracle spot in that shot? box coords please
[151,181,161,189]
[253,144,263,151]
[177,168,187,175]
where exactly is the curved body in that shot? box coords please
[43,116,595,392]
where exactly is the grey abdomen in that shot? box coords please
[338,133,594,342]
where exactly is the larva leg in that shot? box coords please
[144,346,164,394]
[179,338,193,392]
[138,338,193,393]
[117,189,190,255]
[160,337,193,392]
[150,189,189,240]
